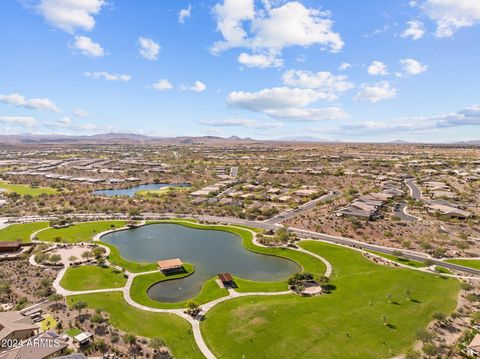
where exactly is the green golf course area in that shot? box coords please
[0,222,49,242]
[201,240,460,359]
[0,180,58,196]
[60,265,127,291]
[68,292,203,359]
[37,220,126,243]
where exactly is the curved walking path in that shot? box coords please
[48,223,331,359]
[20,217,480,358]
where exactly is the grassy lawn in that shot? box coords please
[445,259,480,270]
[0,222,49,242]
[201,240,460,359]
[232,276,288,292]
[66,328,82,337]
[137,187,189,197]
[434,266,452,275]
[37,220,126,243]
[68,292,203,358]
[0,180,58,196]
[130,269,229,309]
[99,241,158,273]
[60,265,127,291]
[366,250,427,268]
[40,314,57,331]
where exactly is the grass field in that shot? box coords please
[434,266,452,275]
[0,180,58,196]
[201,240,460,359]
[99,241,158,273]
[137,187,189,197]
[0,222,49,242]
[60,265,127,291]
[130,269,229,309]
[445,259,480,270]
[366,249,427,268]
[37,220,126,243]
[68,292,203,358]
[40,314,57,331]
[232,276,288,292]
[66,328,82,337]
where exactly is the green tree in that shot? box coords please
[186,301,201,317]
[73,301,87,316]
[123,333,137,347]
[149,337,165,350]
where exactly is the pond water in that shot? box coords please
[101,223,299,302]
[92,183,190,197]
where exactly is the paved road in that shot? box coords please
[265,190,341,225]
[405,179,422,201]
[291,228,480,276]
[393,202,418,222]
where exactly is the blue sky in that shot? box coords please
[0,0,479,142]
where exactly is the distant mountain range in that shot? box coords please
[276,136,336,142]
[0,133,256,145]
[0,133,478,145]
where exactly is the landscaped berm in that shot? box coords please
[37,220,126,243]
[63,221,460,359]
[201,241,460,359]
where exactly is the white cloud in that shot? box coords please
[227,86,346,121]
[227,87,333,111]
[76,123,97,130]
[434,104,480,128]
[34,0,106,33]
[73,109,89,118]
[238,52,283,68]
[211,0,343,58]
[73,36,104,57]
[84,71,131,81]
[0,93,60,112]
[138,37,160,60]
[152,79,173,91]
[338,62,351,71]
[401,20,425,40]
[354,81,397,103]
[329,104,480,136]
[296,54,306,63]
[367,61,388,76]
[263,107,348,121]
[400,58,428,75]
[212,0,255,52]
[57,116,71,125]
[423,0,480,38]
[282,70,354,93]
[178,4,192,24]
[200,118,283,129]
[188,81,207,93]
[0,116,37,126]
